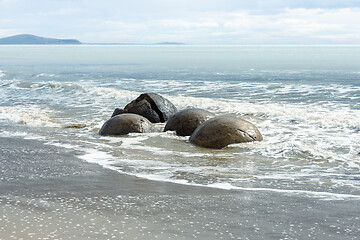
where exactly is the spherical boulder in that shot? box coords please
[123,93,177,123]
[189,115,263,149]
[99,113,154,136]
[164,108,215,136]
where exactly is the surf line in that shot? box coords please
[205,182,360,200]
[59,140,360,201]
[111,169,360,200]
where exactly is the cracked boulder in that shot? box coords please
[99,113,154,136]
[112,93,177,123]
[189,115,263,149]
[164,108,215,136]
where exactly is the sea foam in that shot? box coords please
[0,105,60,127]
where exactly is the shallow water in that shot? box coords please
[0,45,359,199]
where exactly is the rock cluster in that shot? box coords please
[112,93,177,123]
[99,93,263,149]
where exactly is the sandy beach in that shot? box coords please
[1,0,360,235]
[0,136,359,240]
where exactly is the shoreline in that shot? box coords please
[1,136,359,239]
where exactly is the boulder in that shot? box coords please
[99,113,154,136]
[125,98,161,123]
[164,108,215,136]
[189,115,263,149]
[111,108,127,118]
[112,93,177,123]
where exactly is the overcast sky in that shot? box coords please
[0,0,360,44]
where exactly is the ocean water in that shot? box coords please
[1,45,359,200]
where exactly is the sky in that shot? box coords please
[0,0,360,44]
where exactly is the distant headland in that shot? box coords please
[0,34,186,45]
[0,34,82,45]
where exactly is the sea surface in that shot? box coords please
[1,45,359,200]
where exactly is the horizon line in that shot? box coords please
[2,43,360,47]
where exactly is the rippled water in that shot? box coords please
[1,45,359,199]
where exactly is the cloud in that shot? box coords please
[0,19,12,23]
[0,0,16,4]
[101,20,146,30]
[1,0,360,44]
[269,8,360,39]
[0,28,21,37]
[218,8,345,36]
[157,19,219,29]
[95,7,359,44]
[149,7,360,44]
[71,7,360,44]
[39,8,84,16]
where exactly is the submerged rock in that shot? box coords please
[189,115,263,149]
[63,123,87,129]
[164,108,215,136]
[112,93,177,123]
[99,113,154,136]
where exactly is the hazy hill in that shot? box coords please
[0,34,81,45]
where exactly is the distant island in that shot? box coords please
[0,34,82,45]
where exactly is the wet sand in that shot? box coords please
[0,136,359,240]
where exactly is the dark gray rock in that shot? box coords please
[164,108,215,136]
[125,99,161,123]
[189,115,263,149]
[99,113,154,136]
[123,93,177,123]
[111,108,128,118]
